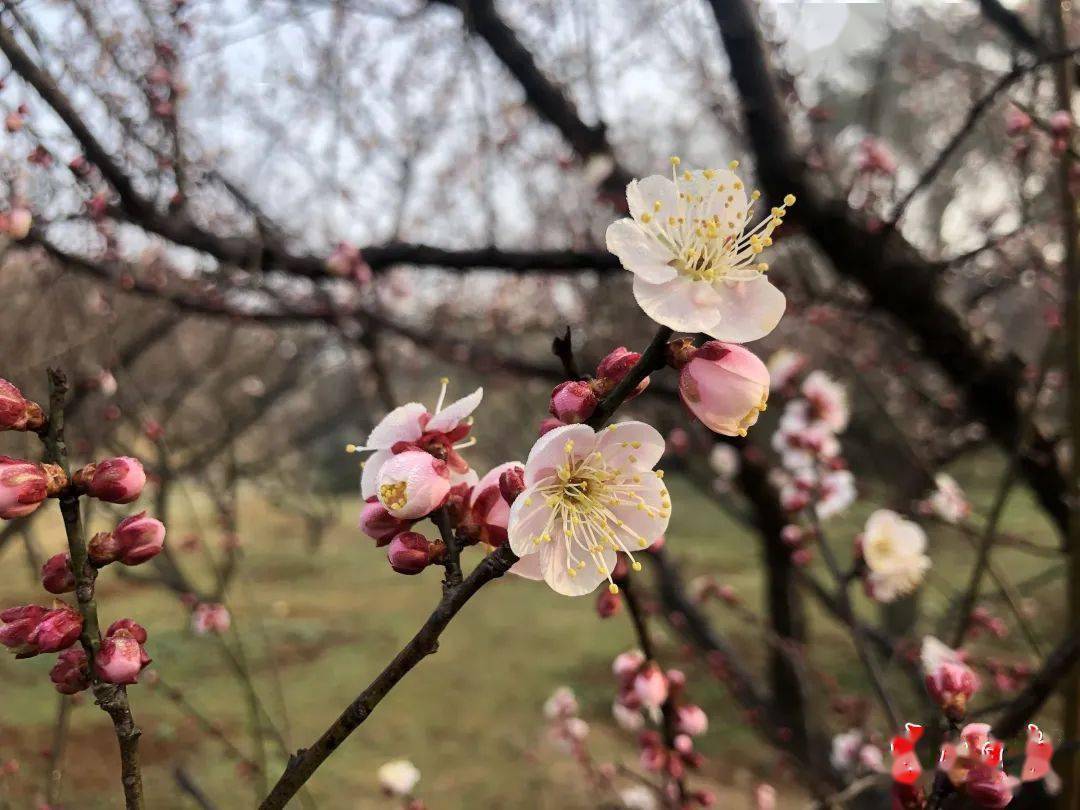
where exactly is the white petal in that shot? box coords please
[509,552,544,581]
[506,486,554,557]
[361,448,392,499]
[627,175,678,222]
[425,387,483,433]
[609,473,670,550]
[523,423,596,487]
[595,421,666,472]
[703,278,786,343]
[696,169,748,238]
[606,219,677,284]
[451,468,479,488]
[633,274,726,333]
[539,536,615,597]
[366,403,426,449]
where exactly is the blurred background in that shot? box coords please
[0,0,1076,807]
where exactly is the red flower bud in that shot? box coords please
[0,457,49,519]
[0,605,48,656]
[88,530,123,567]
[40,553,76,594]
[106,618,148,644]
[549,380,598,424]
[95,629,146,685]
[50,647,90,694]
[633,663,669,710]
[964,764,1012,809]
[0,379,44,432]
[595,347,648,399]
[112,512,166,565]
[83,457,146,504]
[676,704,709,737]
[595,588,622,619]
[360,497,413,546]
[498,466,526,506]
[28,606,83,653]
[387,531,433,575]
[538,417,565,436]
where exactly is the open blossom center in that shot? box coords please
[525,439,668,588]
[379,481,409,511]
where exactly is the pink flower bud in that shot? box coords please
[633,662,669,710]
[538,417,564,436]
[88,530,123,566]
[376,451,451,520]
[964,764,1013,808]
[387,531,433,575]
[595,588,622,618]
[83,457,146,504]
[112,512,166,565]
[498,466,526,506]
[1005,107,1032,136]
[192,603,231,635]
[549,380,598,424]
[95,629,146,685]
[678,342,769,437]
[676,704,709,737]
[0,379,43,431]
[0,605,48,656]
[28,606,83,653]
[0,457,49,519]
[360,497,413,546]
[50,647,91,694]
[40,553,76,594]
[4,112,23,132]
[925,661,979,721]
[7,208,31,240]
[1050,109,1072,136]
[613,649,645,682]
[107,618,149,644]
[755,784,777,810]
[595,347,648,399]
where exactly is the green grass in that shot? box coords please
[0,455,1067,809]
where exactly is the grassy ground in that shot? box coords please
[0,449,1067,809]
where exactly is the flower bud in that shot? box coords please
[1005,107,1032,136]
[28,606,83,653]
[112,512,166,565]
[80,457,146,504]
[965,764,1012,809]
[88,530,123,566]
[549,380,598,424]
[595,588,622,619]
[595,347,648,399]
[50,647,91,694]
[613,649,645,682]
[192,603,231,635]
[387,531,433,575]
[538,417,565,436]
[1050,109,1072,136]
[676,704,709,737]
[107,618,149,644]
[6,208,31,240]
[0,605,48,656]
[376,451,451,520]
[0,379,44,432]
[921,637,980,722]
[498,466,526,506]
[633,662,669,711]
[0,457,49,519]
[40,553,76,595]
[360,497,413,546]
[678,342,769,437]
[95,629,146,685]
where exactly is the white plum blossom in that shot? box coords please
[612,700,645,731]
[926,473,971,524]
[349,379,482,501]
[816,469,856,519]
[861,509,931,603]
[767,348,807,390]
[507,422,671,596]
[605,159,793,341]
[543,686,579,720]
[831,730,885,774]
[620,785,659,810]
[772,402,841,471]
[377,759,420,796]
[708,443,740,482]
[800,371,850,433]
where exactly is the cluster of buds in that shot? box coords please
[890,722,1056,809]
[0,377,159,694]
[779,523,814,567]
[547,346,648,425]
[667,339,769,438]
[968,606,1009,640]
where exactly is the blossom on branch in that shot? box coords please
[606,159,791,340]
[507,422,670,596]
[860,510,930,603]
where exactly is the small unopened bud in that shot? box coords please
[676,704,709,737]
[921,637,980,722]
[0,457,49,519]
[50,647,90,694]
[633,662,669,710]
[595,347,648,399]
[538,417,565,436]
[7,208,31,240]
[28,606,83,653]
[595,588,622,619]
[78,457,146,504]
[965,764,1012,809]
[679,342,769,437]
[95,629,146,685]
[192,603,231,635]
[387,531,433,575]
[112,512,166,565]
[88,530,123,567]
[1005,107,1032,137]
[1050,109,1072,136]
[549,380,598,424]
[360,497,413,546]
[498,466,526,505]
[4,112,23,132]
[0,379,44,432]
[613,649,645,682]
[40,553,76,595]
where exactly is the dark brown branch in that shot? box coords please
[993,631,1080,739]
